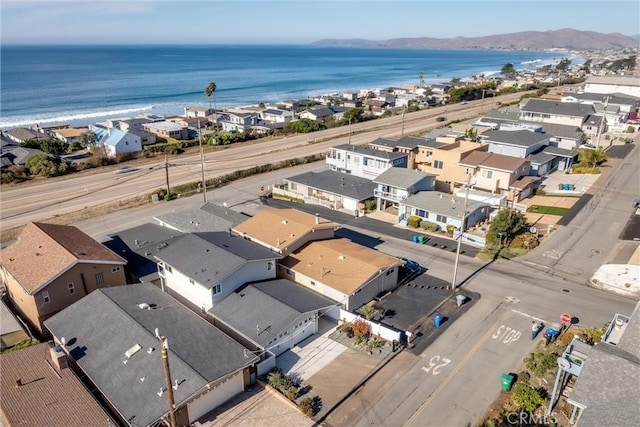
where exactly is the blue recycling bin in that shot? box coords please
[434,314,443,328]
[563,183,570,191]
[413,235,419,244]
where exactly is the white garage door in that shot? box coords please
[187,372,243,423]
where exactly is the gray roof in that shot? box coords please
[481,130,549,147]
[617,301,640,357]
[1,299,24,336]
[285,169,376,201]
[563,92,639,105]
[4,127,48,142]
[211,279,335,347]
[373,167,435,189]
[480,111,584,141]
[154,202,248,233]
[398,135,446,149]
[542,145,577,158]
[154,233,278,289]
[568,343,640,427]
[306,107,334,118]
[526,150,555,165]
[45,284,256,427]
[521,99,595,118]
[403,191,490,217]
[332,144,408,161]
[103,223,184,283]
[369,137,398,149]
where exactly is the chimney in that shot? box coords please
[50,344,68,370]
[315,213,320,224]
[15,379,23,388]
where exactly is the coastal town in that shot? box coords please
[1,42,639,427]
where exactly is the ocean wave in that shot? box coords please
[0,105,155,129]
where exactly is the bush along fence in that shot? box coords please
[262,368,322,418]
[149,153,324,201]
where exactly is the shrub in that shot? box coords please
[352,319,371,338]
[535,187,546,196]
[1,172,16,184]
[266,368,299,399]
[512,383,544,412]
[364,199,377,212]
[446,224,455,236]
[298,397,315,417]
[420,220,440,232]
[407,215,421,228]
[510,232,539,250]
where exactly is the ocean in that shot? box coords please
[0,45,563,129]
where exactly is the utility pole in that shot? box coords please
[157,333,177,427]
[164,154,171,197]
[451,173,473,291]
[198,120,207,203]
[595,96,610,149]
[401,106,406,137]
[481,89,486,114]
[348,117,352,145]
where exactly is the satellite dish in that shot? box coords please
[557,357,571,370]
[154,328,160,339]
[529,226,537,234]
[223,202,228,208]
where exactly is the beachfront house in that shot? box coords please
[0,222,127,336]
[142,120,189,140]
[278,238,403,312]
[44,283,260,427]
[298,107,335,122]
[50,127,89,144]
[581,76,640,98]
[259,108,293,126]
[519,99,596,127]
[220,111,259,133]
[154,232,281,313]
[373,167,436,212]
[185,105,215,119]
[92,126,143,157]
[326,144,408,179]
[275,169,376,212]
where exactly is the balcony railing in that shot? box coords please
[374,189,407,202]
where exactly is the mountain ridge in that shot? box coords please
[312,29,639,51]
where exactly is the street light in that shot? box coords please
[451,173,473,291]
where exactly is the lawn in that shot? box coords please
[527,205,570,216]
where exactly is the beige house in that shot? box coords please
[459,151,536,201]
[278,238,402,311]
[415,140,488,192]
[232,208,339,256]
[50,127,89,144]
[0,223,127,336]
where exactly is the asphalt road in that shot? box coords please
[0,92,529,231]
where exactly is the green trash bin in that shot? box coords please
[418,235,426,244]
[500,373,514,391]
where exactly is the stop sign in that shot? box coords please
[561,313,571,324]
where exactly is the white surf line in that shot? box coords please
[511,309,549,325]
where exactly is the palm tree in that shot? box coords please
[204,81,218,131]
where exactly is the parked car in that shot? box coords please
[401,257,421,273]
[579,143,597,150]
[114,166,137,174]
[436,116,446,122]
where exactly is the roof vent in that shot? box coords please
[281,219,288,225]
[338,255,345,260]
[125,343,142,359]
[138,303,151,310]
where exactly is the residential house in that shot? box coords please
[369,135,428,169]
[259,108,293,126]
[298,107,335,122]
[581,75,640,98]
[362,99,389,114]
[0,299,30,350]
[278,238,403,311]
[0,146,46,170]
[399,191,491,231]
[278,99,302,112]
[116,117,157,132]
[326,144,408,179]
[154,232,281,313]
[209,279,336,357]
[561,92,639,114]
[373,167,436,211]
[102,223,184,285]
[458,151,535,201]
[154,202,249,233]
[0,222,127,336]
[231,208,339,257]
[4,127,48,144]
[276,169,376,212]
[519,99,596,127]
[142,121,189,140]
[415,139,489,193]
[50,127,88,144]
[128,128,157,146]
[430,84,451,94]
[167,116,208,130]
[185,105,215,119]
[220,111,259,133]
[92,126,143,157]
[44,284,259,427]
[565,301,640,426]
[0,343,114,426]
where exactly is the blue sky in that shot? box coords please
[2,0,639,45]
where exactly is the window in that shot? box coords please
[290,183,297,191]
[434,160,444,169]
[417,209,427,218]
[112,266,121,273]
[166,265,172,273]
[353,157,360,165]
[267,261,273,271]
[189,279,195,285]
[42,291,50,303]
[212,284,221,295]
[482,169,493,179]
[95,273,104,285]
[310,280,316,286]
[436,214,447,223]
[285,268,293,276]
[68,282,75,295]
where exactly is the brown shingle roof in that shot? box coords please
[459,151,528,172]
[280,238,402,294]
[232,209,338,251]
[0,222,126,294]
[0,343,113,426]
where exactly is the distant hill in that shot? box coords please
[312,29,638,51]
